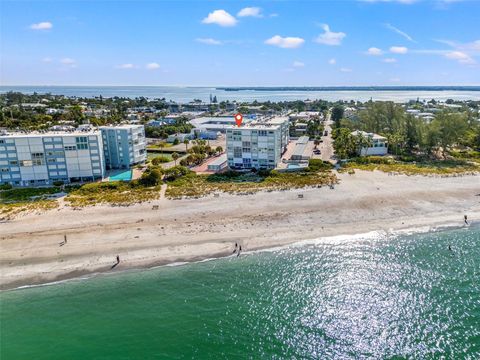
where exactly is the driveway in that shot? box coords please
[318,113,337,164]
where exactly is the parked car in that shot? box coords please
[324,131,328,136]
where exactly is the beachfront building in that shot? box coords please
[226,116,289,170]
[0,131,105,187]
[100,125,146,169]
[351,130,388,156]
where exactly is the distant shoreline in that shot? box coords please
[2,85,480,102]
[217,86,480,92]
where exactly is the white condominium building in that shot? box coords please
[0,131,105,187]
[226,116,289,170]
[100,125,147,169]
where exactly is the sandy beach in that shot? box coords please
[1,170,479,290]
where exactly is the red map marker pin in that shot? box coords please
[235,113,243,127]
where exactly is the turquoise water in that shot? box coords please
[109,170,132,181]
[1,86,480,103]
[1,228,479,359]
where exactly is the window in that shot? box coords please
[258,130,267,136]
[20,160,33,167]
[233,147,242,158]
[1,168,9,172]
[64,145,77,151]
[47,151,63,156]
[0,140,4,144]
[76,137,89,150]
[9,160,18,165]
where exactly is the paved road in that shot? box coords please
[318,113,337,164]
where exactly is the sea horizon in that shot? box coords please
[2,85,480,103]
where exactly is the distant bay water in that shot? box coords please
[1,86,480,103]
[1,227,479,359]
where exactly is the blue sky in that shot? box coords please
[1,0,479,86]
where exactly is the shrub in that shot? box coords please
[151,156,170,165]
[163,166,191,181]
[0,183,13,191]
[139,167,163,186]
[172,138,180,145]
[53,180,64,187]
[307,159,333,171]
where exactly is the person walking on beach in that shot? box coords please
[237,245,242,257]
[233,242,238,254]
[116,255,120,264]
[464,214,469,225]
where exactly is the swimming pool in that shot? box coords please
[109,170,132,181]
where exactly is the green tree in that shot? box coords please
[183,139,189,152]
[331,105,344,129]
[139,167,163,186]
[172,152,179,166]
[333,128,357,159]
[431,111,469,157]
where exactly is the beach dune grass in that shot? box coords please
[0,187,63,218]
[65,181,161,207]
[165,170,338,199]
[341,156,480,175]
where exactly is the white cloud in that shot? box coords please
[314,24,346,46]
[196,38,223,45]
[269,13,279,17]
[366,47,383,56]
[390,46,408,54]
[237,7,263,18]
[30,21,53,30]
[42,57,52,63]
[202,10,237,27]
[60,58,76,66]
[265,35,305,49]
[116,63,135,69]
[390,77,401,82]
[292,61,305,67]
[444,51,475,64]
[385,23,416,43]
[329,58,336,65]
[340,67,352,72]
[383,58,397,63]
[146,62,160,70]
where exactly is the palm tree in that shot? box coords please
[183,139,189,152]
[172,152,179,166]
[314,139,320,149]
[215,146,223,154]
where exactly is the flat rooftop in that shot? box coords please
[99,124,143,130]
[1,130,100,138]
[227,116,289,130]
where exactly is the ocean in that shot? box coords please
[1,227,479,359]
[1,86,480,103]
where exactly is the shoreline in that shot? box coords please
[1,170,479,291]
[3,219,478,293]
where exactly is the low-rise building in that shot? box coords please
[166,133,191,143]
[290,136,312,161]
[226,116,289,170]
[351,130,388,156]
[100,125,147,169]
[207,154,228,172]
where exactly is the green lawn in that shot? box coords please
[147,152,173,161]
